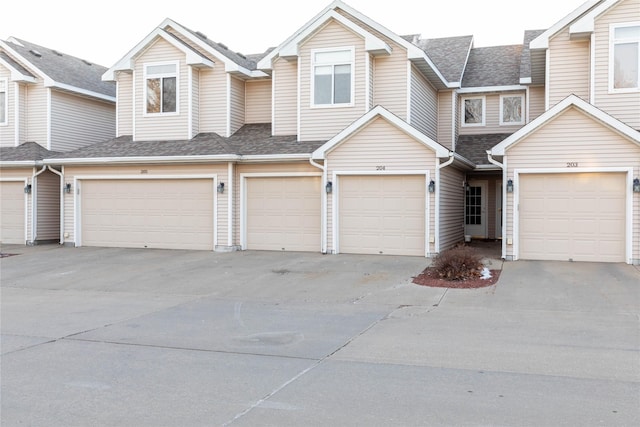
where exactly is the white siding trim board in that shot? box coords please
[331,169,431,257]
[73,174,219,250]
[511,167,635,264]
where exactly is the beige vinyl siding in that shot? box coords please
[372,41,408,119]
[199,67,227,135]
[593,0,640,129]
[299,19,366,141]
[246,80,272,124]
[547,27,590,108]
[116,71,133,136]
[18,83,26,144]
[134,38,188,141]
[272,58,297,136]
[35,169,60,241]
[529,86,545,121]
[503,107,640,261]
[0,66,15,147]
[459,93,525,135]
[234,162,320,247]
[230,76,245,135]
[438,165,466,252]
[409,65,437,140]
[24,83,47,147]
[437,90,454,149]
[191,68,199,136]
[50,90,115,151]
[326,117,437,255]
[62,164,230,247]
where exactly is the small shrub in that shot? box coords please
[431,245,482,281]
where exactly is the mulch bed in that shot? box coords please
[412,267,501,289]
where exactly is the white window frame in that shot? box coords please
[310,46,355,108]
[609,22,640,93]
[499,94,525,126]
[461,95,486,127]
[143,61,179,116]
[0,78,7,126]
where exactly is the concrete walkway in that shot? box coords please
[1,245,638,426]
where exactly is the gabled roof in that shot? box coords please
[570,0,623,35]
[0,38,115,101]
[409,35,473,85]
[311,105,451,159]
[461,45,523,88]
[519,29,546,84]
[257,0,451,89]
[0,142,60,165]
[529,0,602,49]
[0,51,36,82]
[490,95,640,156]
[103,18,269,81]
[456,134,512,166]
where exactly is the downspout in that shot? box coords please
[47,166,64,245]
[487,151,506,260]
[434,152,455,254]
[309,157,327,254]
[30,165,48,244]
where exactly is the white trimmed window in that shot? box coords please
[0,79,7,125]
[500,94,525,125]
[312,48,353,106]
[610,23,640,91]
[144,62,178,114]
[462,96,485,126]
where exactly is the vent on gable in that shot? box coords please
[195,30,208,40]
[51,49,63,56]
[29,49,42,58]
[82,59,92,66]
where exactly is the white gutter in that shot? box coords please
[31,165,48,243]
[309,158,327,253]
[47,166,64,245]
[434,153,456,253]
[44,153,314,166]
[487,151,507,260]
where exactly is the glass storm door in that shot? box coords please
[465,180,487,238]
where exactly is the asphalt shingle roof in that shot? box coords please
[414,35,473,83]
[3,38,115,98]
[520,29,546,81]
[461,45,523,88]
[455,134,512,165]
[0,142,60,162]
[0,51,35,77]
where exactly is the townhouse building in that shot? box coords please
[2,0,639,264]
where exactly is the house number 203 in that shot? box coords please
[566,162,579,167]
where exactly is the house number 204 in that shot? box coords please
[566,162,579,167]
[376,166,386,170]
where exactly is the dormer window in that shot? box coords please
[144,62,178,114]
[611,24,640,91]
[461,96,485,127]
[0,79,7,125]
[312,48,353,107]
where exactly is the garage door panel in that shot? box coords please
[81,179,214,250]
[339,175,425,256]
[0,182,25,244]
[246,176,320,252]
[519,173,625,262]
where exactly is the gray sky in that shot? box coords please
[2,0,588,67]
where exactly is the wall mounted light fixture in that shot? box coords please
[634,178,640,193]
[24,184,32,194]
[325,181,333,194]
[217,182,225,193]
[428,180,435,193]
[64,183,72,193]
[506,179,514,193]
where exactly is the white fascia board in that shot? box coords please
[0,161,39,167]
[530,0,601,49]
[312,105,450,159]
[452,153,476,169]
[457,85,529,94]
[0,40,48,82]
[45,80,116,103]
[519,77,532,84]
[570,0,620,34]
[43,155,239,165]
[0,56,36,83]
[490,94,640,155]
[239,154,312,162]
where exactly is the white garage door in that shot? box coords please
[0,181,26,244]
[245,176,321,251]
[80,179,214,250]
[519,173,626,262]
[339,175,425,256]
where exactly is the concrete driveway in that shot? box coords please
[1,245,639,426]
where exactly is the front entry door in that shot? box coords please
[465,180,487,238]
[495,181,503,239]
